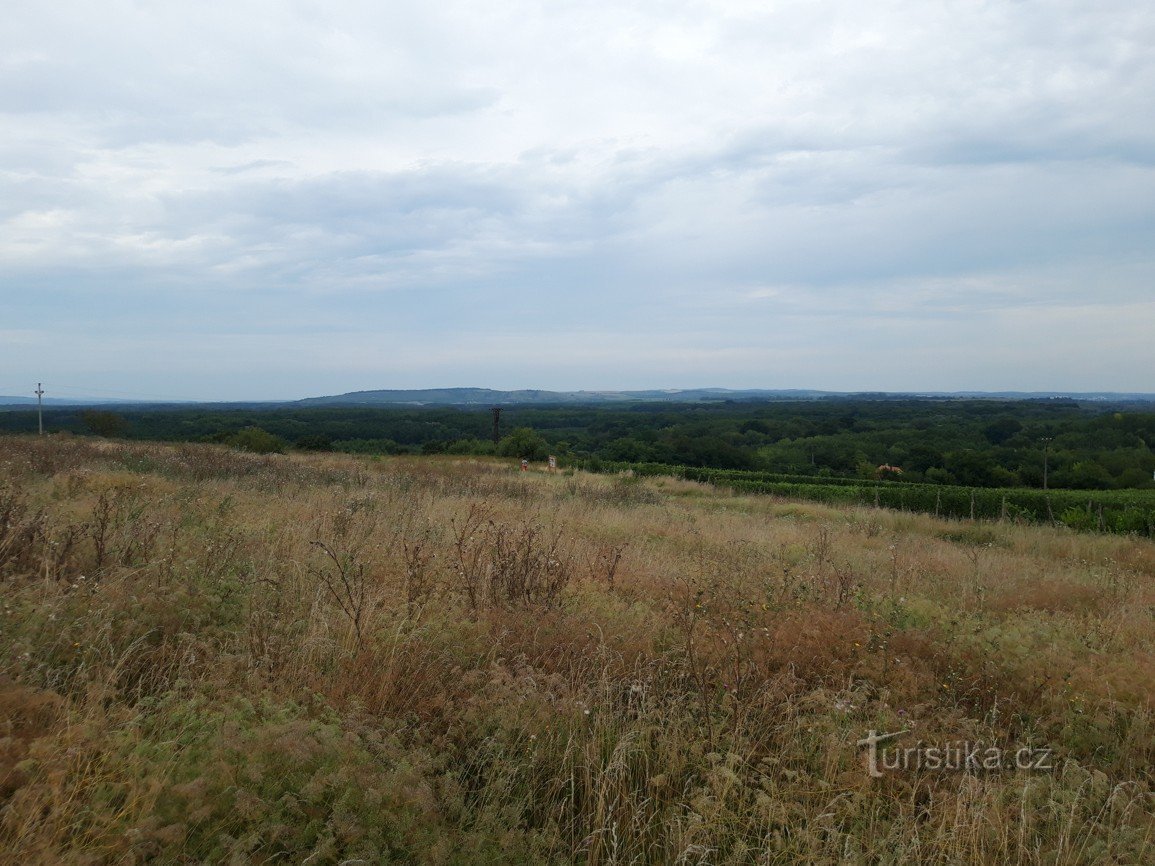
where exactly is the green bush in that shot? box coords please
[81,410,129,438]
[498,427,549,461]
[295,434,333,451]
[227,427,286,455]
[447,438,496,456]
[1060,506,1099,532]
[332,438,408,455]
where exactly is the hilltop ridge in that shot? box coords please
[294,387,1155,407]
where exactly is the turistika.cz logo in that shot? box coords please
[856,730,1054,778]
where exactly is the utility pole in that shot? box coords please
[35,383,44,435]
[491,407,502,446]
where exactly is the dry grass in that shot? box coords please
[0,433,1153,864]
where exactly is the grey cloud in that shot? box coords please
[0,3,499,148]
[2,0,1154,398]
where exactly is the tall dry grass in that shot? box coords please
[0,433,1152,863]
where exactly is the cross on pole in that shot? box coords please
[35,383,44,435]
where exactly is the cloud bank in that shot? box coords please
[2,0,1153,399]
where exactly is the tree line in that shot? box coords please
[1,397,1153,491]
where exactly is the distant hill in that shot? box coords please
[294,387,1155,407]
[2,388,1151,409]
[294,387,838,406]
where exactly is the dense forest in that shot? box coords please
[3,397,1154,491]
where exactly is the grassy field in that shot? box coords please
[1,434,1154,864]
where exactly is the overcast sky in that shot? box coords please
[2,0,1153,400]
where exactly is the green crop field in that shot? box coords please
[588,461,1155,536]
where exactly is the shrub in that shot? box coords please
[450,505,574,614]
[80,410,128,438]
[333,438,408,455]
[447,438,496,456]
[295,434,333,451]
[226,427,286,454]
[498,427,549,461]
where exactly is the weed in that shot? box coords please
[308,540,369,650]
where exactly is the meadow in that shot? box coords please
[1,434,1153,864]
